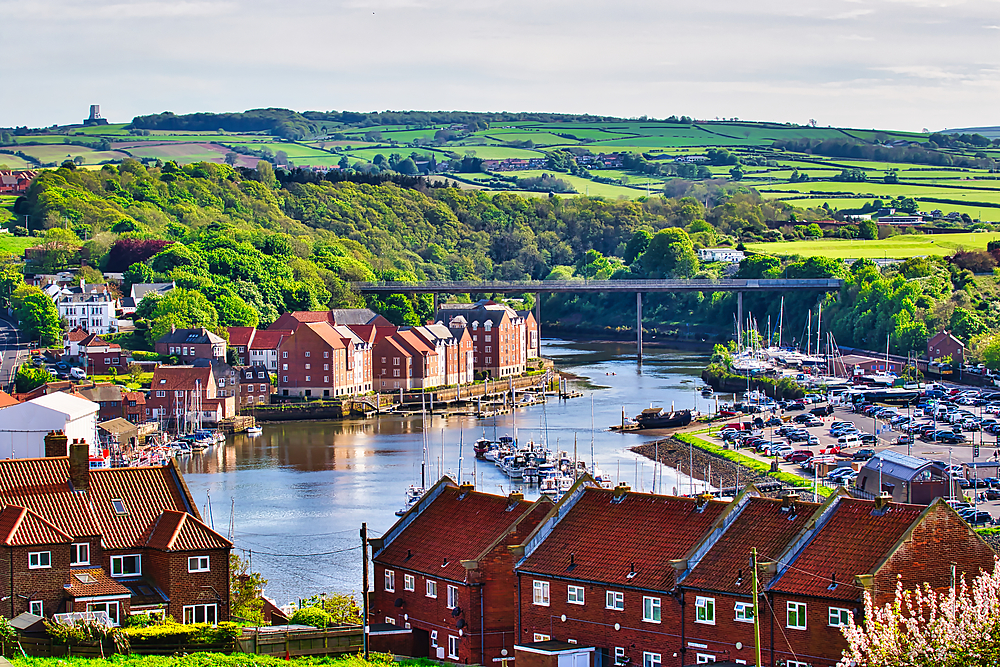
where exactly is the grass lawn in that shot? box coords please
[745,232,1000,259]
[123,143,230,163]
[89,372,152,389]
[0,235,39,254]
[773,196,1000,222]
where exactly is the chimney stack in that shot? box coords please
[696,493,713,510]
[44,430,68,458]
[459,482,475,494]
[508,491,524,503]
[781,492,800,511]
[874,492,892,512]
[69,439,90,492]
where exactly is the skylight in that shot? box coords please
[111,499,126,515]
[74,572,96,584]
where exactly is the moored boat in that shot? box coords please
[634,407,693,429]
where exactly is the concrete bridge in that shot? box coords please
[352,278,843,363]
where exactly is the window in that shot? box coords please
[381,357,387,364]
[567,585,585,605]
[258,372,265,379]
[29,600,42,616]
[324,376,329,383]
[70,543,90,566]
[787,601,807,630]
[404,574,415,591]
[260,384,267,392]
[385,570,395,592]
[385,616,395,625]
[431,630,438,647]
[110,554,140,577]
[642,596,661,623]
[447,585,459,609]
[606,591,624,610]
[324,364,329,371]
[282,363,288,371]
[448,635,459,659]
[695,596,715,625]
[734,601,754,623]
[188,556,209,572]
[324,351,329,358]
[695,655,716,664]
[305,363,311,370]
[532,580,550,606]
[614,648,626,666]
[829,606,851,627]
[533,633,550,642]
[283,376,288,383]
[642,652,661,667]
[88,601,120,625]
[305,351,311,358]
[183,604,217,625]
[282,351,288,358]
[305,376,310,382]
[485,346,491,353]
[426,580,437,598]
[785,662,809,667]
[28,551,51,569]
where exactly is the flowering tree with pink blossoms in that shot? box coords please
[839,562,1000,667]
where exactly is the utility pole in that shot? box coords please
[361,522,370,659]
[751,548,762,667]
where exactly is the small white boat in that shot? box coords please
[247,426,263,436]
[395,485,425,516]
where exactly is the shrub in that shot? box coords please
[289,606,333,628]
[124,621,240,644]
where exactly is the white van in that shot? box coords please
[837,434,861,447]
[69,367,86,380]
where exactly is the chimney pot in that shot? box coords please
[44,430,68,458]
[874,492,892,511]
[508,491,524,503]
[781,492,800,510]
[69,440,90,492]
[459,482,475,494]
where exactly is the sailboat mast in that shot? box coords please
[458,429,463,483]
[816,303,822,358]
[806,309,812,356]
[778,296,784,348]
[590,394,596,473]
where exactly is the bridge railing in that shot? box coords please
[353,278,843,291]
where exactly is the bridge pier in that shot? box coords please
[737,291,743,349]
[535,293,541,356]
[637,292,643,365]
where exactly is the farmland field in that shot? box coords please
[122,143,232,163]
[0,153,34,169]
[15,145,131,164]
[745,233,1000,259]
[222,142,333,159]
[496,170,643,198]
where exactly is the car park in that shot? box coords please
[986,489,1000,501]
[793,414,814,424]
[852,449,876,461]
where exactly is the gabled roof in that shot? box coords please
[0,505,72,546]
[123,391,146,404]
[376,480,544,582]
[227,327,256,348]
[517,487,729,591]
[130,282,175,301]
[301,322,347,350]
[25,392,98,420]
[151,365,212,392]
[768,497,926,600]
[66,327,89,343]
[928,330,963,347]
[249,329,288,350]
[680,495,820,594]
[77,383,123,404]
[0,391,18,409]
[330,308,381,325]
[155,328,224,346]
[144,509,232,551]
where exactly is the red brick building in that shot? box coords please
[276,322,349,398]
[514,483,728,667]
[0,434,231,624]
[927,330,965,365]
[371,478,552,664]
[237,365,272,407]
[227,327,256,366]
[145,365,235,425]
[0,170,38,195]
[438,301,527,379]
[79,334,129,376]
[123,391,146,423]
[155,327,226,363]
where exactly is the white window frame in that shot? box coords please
[447,584,459,609]
[695,596,715,625]
[643,652,661,667]
[829,606,851,627]
[567,585,585,605]
[614,647,626,666]
[426,579,437,598]
[606,590,624,610]
[110,554,141,577]
[187,556,209,573]
[88,601,120,625]
[183,603,218,625]
[734,601,754,623]
[448,634,459,659]
[431,630,438,647]
[787,601,807,630]
[533,580,550,606]
[786,662,809,667]
[642,596,661,623]
[695,655,716,664]
[385,616,395,625]
[28,551,51,569]
[533,633,550,642]
[404,574,415,591]
[29,600,43,616]
[384,569,395,592]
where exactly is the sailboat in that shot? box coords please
[396,394,430,516]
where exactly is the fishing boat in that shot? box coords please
[246,426,263,436]
[473,437,491,458]
[634,407,693,429]
[701,386,714,397]
[395,485,425,516]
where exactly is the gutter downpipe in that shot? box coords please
[516,573,522,641]
[480,585,485,666]
[769,591,775,667]
[678,589,686,666]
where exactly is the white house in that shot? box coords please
[52,281,118,335]
[0,393,99,459]
[697,248,745,263]
[120,281,175,315]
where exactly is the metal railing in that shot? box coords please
[352,278,844,293]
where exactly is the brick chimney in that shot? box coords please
[508,491,524,503]
[69,439,90,492]
[874,492,892,512]
[459,482,475,494]
[781,492,800,511]
[44,430,68,458]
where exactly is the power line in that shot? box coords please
[235,545,361,558]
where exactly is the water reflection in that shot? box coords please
[178,339,710,603]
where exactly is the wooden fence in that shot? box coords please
[10,636,236,658]
[238,625,364,658]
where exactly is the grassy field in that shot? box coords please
[222,142,334,159]
[0,153,34,169]
[745,232,1000,259]
[15,145,130,164]
[0,235,38,254]
[498,170,644,198]
[123,143,231,163]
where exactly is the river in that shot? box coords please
[177,339,711,605]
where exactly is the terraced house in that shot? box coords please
[0,432,231,624]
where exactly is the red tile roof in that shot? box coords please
[249,330,288,350]
[0,505,72,546]
[0,458,227,552]
[65,568,132,599]
[302,322,347,349]
[377,483,544,582]
[768,498,925,600]
[227,327,256,348]
[66,327,89,342]
[145,510,232,551]
[0,391,19,408]
[151,365,212,392]
[681,496,820,593]
[518,488,729,591]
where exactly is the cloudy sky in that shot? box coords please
[3,0,999,131]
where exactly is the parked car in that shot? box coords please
[852,449,876,461]
[986,489,1000,501]
[793,414,814,424]
[786,403,805,411]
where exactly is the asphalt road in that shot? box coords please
[0,316,27,393]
